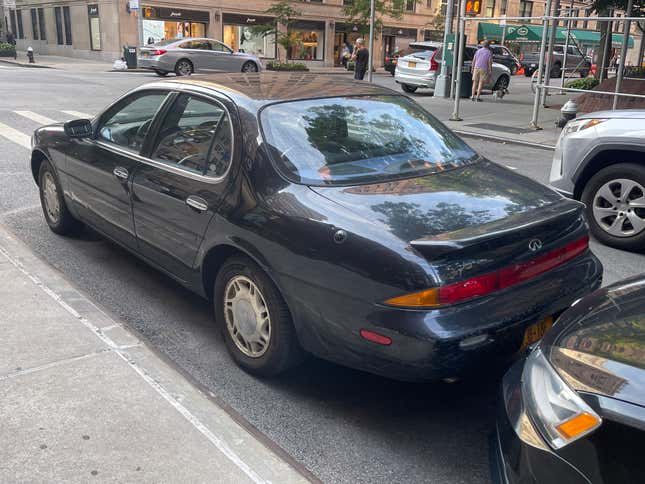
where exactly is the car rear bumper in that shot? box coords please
[492,358,591,483]
[137,57,172,71]
[289,251,603,381]
[394,71,436,88]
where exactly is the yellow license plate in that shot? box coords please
[408,61,417,68]
[520,316,553,351]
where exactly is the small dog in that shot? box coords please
[492,88,509,101]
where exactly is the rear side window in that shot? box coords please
[151,94,232,177]
[261,95,477,186]
[98,92,168,152]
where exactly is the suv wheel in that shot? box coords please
[401,84,418,93]
[582,163,645,251]
[550,63,562,78]
[214,255,304,376]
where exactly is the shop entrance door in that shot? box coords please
[383,35,396,61]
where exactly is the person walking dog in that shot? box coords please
[471,41,493,102]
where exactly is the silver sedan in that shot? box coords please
[138,37,262,77]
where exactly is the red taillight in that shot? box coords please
[360,329,392,346]
[429,51,439,71]
[151,49,167,56]
[438,236,589,306]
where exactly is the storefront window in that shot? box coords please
[142,7,208,44]
[288,21,325,61]
[223,25,275,58]
[88,5,101,51]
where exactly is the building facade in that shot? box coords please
[4,0,442,65]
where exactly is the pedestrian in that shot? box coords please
[341,42,350,68]
[352,38,369,81]
[471,41,493,102]
[6,31,17,60]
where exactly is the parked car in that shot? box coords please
[492,275,645,484]
[395,45,511,94]
[520,44,591,78]
[31,74,602,381]
[384,41,441,75]
[477,44,521,75]
[550,110,645,251]
[138,37,262,77]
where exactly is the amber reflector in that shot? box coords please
[556,413,601,440]
[384,288,440,307]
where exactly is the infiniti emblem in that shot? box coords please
[528,239,543,252]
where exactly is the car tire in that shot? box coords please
[510,64,518,75]
[241,61,259,73]
[214,255,304,377]
[153,69,169,77]
[174,59,193,76]
[524,68,534,77]
[580,70,589,78]
[493,75,510,91]
[38,160,82,236]
[581,163,645,251]
[401,84,418,93]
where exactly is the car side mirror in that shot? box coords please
[64,119,93,138]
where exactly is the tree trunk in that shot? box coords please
[596,10,609,80]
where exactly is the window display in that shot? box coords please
[288,22,325,61]
[223,25,275,58]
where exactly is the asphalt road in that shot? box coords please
[1,65,644,484]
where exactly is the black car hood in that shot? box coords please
[309,160,562,243]
[545,276,645,407]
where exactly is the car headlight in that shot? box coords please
[522,347,602,449]
[562,118,606,137]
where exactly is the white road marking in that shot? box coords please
[62,110,93,119]
[0,122,30,149]
[14,110,57,125]
[0,245,270,484]
[505,165,518,170]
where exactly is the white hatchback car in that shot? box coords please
[394,44,511,94]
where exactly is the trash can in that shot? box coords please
[123,45,137,69]
[459,69,473,98]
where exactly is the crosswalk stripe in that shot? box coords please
[14,110,57,125]
[62,110,93,119]
[0,122,30,149]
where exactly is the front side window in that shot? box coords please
[151,95,232,177]
[261,95,477,186]
[98,92,167,152]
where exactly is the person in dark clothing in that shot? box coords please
[6,31,17,59]
[352,38,369,81]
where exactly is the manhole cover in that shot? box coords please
[466,123,532,134]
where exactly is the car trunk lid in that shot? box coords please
[396,49,437,75]
[309,160,587,285]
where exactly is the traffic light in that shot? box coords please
[465,0,482,15]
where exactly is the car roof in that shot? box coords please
[162,73,396,105]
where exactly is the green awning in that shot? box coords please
[478,23,634,48]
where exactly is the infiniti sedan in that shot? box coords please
[30,74,602,380]
[492,275,645,483]
[138,37,262,77]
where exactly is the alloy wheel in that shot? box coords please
[224,276,271,358]
[42,172,60,224]
[592,178,645,238]
[177,61,192,76]
[242,62,258,73]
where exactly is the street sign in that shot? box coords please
[465,0,482,15]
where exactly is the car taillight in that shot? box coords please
[151,49,167,56]
[385,236,589,308]
[429,51,439,71]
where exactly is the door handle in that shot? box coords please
[113,166,129,181]
[186,195,208,212]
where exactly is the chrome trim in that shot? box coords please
[113,166,129,180]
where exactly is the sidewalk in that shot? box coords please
[0,224,312,483]
[0,52,115,71]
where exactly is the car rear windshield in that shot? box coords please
[260,95,478,186]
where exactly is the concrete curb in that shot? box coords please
[0,59,53,68]
[454,129,556,151]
